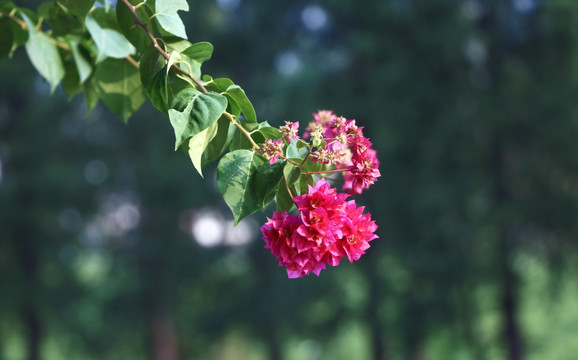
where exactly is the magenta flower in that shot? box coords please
[261,179,378,278]
[343,148,381,194]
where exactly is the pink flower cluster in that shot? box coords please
[305,110,381,194]
[259,138,284,164]
[261,179,378,278]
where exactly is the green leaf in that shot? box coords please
[140,48,194,113]
[144,69,169,112]
[225,85,257,123]
[139,44,165,85]
[276,180,294,213]
[182,42,213,62]
[297,173,314,196]
[217,150,260,224]
[61,56,82,99]
[164,37,192,53]
[188,120,219,177]
[85,14,133,62]
[258,125,282,140]
[205,77,234,93]
[168,89,227,150]
[283,163,301,186]
[203,115,232,164]
[39,1,82,37]
[253,156,284,208]
[66,35,92,83]
[116,0,150,51]
[0,17,12,59]
[154,0,189,39]
[229,122,265,151]
[94,58,146,122]
[59,0,95,19]
[21,13,64,93]
[82,73,99,114]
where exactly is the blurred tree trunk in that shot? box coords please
[153,311,179,360]
[501,236,523,360]
[368,278,387,360]
[492,142,524,360]
[17,225,41,360]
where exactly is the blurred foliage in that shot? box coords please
[1,0,578,360]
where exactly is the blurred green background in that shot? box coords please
[1,0,578,359]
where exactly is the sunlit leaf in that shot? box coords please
[154,0,188,39]
[188,120,219,177]
[85,14,133,62]
[21,13,64,93]
[66,35,92,83]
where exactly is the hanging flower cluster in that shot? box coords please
[260,111,380,278]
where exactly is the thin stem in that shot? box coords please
[280,156,302,167]
[223,112,260,150]
[301,168,345,175]
[299,143,313,166]
[119,0,207,92]
[0,9,26,29]
[283,176,294,200]
[125,55,139,69]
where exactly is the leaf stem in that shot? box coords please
[301,168,345,175]
[223,112,260,151]
[283,176,294,200]
[118,0,208,92]
[280,155,302,167]
[0,9,26,29]
[125,55,139,69]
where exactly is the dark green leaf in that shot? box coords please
[203,115,232,164]
[116,0,150,51]
[39,1,82,36]
[276,180,295,213]
[61,56,82,99]
[253,156,284,209]
[139,44,165,85]
[182,42,213,63]
[225,84,257,123]
[21,13,64,93]
[205,77,234,92]
[144,68,169,112]
[297,173,314,196]
[217,149,260,224]
[0,17,12,59]
[82,73,99,114]
[229,122,265,151]
[168,89,227,150]
[283,163,301,186]
[154,0,188,39]
[258,125,282,140]
[94,58,146,122]
[59,0,94,19]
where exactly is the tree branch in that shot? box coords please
[119,0,207,92]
